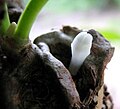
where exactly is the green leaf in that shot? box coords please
[0,2,10,36]
[14,0,48,44]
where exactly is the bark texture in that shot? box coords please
[0,26,114,109]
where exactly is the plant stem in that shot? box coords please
[0,2,10,36]
[14,0,48,43]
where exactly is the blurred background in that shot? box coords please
[24,0,120,108]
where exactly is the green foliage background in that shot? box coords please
[24,0,120,41]
[23,0,120,12]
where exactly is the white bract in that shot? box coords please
[69,31,93,76]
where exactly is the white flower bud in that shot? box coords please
[69,31,93,76]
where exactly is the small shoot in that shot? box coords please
[6,22,17,37]
[0,0,48,50]
[0,1,10,36]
